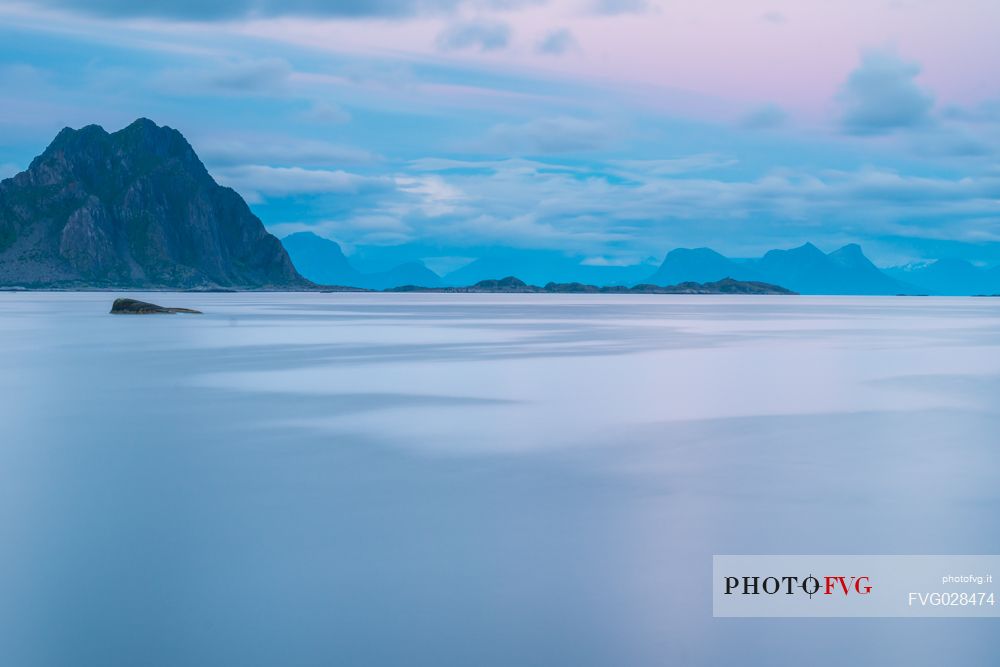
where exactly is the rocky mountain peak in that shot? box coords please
[0,118,308,289]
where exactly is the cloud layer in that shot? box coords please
[30,0,469,20]
[243,155,1000,260]
[2,0,1000,267]
[839,50,934,135]
[537,28,576,55]
[437,20,511,51]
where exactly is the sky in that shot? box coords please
[1,0,999,271]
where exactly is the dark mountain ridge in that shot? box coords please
[0,118,307,289]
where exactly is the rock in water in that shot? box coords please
[110,298,202,314]
[0,118,309,289]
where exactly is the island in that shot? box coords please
[385,276,795,295]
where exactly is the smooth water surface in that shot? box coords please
[2,292,999,666]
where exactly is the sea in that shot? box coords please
[2,292,999,666]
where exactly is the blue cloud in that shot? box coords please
[198,137,379,167]
[437,20,511,52]
[590,0,649,15]
[205,58,292,93]
[258,156,1000,265]
[484,116,614,153]
[537,28,576,55]
[23,0,466,20]
[299,101,351,124]
[838,49,934,135]
[740,104,788,130]
[213,165,392,203]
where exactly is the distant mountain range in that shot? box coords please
[648,243,1000,295]
[885,259,1000,296]
[281,232,442,290]
[647,242,908,295]
[282,233,1000,296]
[282,237,656,289]
[0,119,306,289]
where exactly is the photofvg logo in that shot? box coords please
[724,574,872,598]
[713,555,1000,618]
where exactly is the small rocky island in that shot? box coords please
[388,276,796,295]
[110,298,202,314]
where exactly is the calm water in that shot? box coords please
[2,292,999,666]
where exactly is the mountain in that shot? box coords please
[646,242,912,295]
[280,231,442,289]
[646,247,759,285]
[281,232,361,286]
[757,242,908,294]
[0,118,306,289]
[827,243,915,294]
[756,243,834,293]
[828,243,877,272]
[885,259,1000,296]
